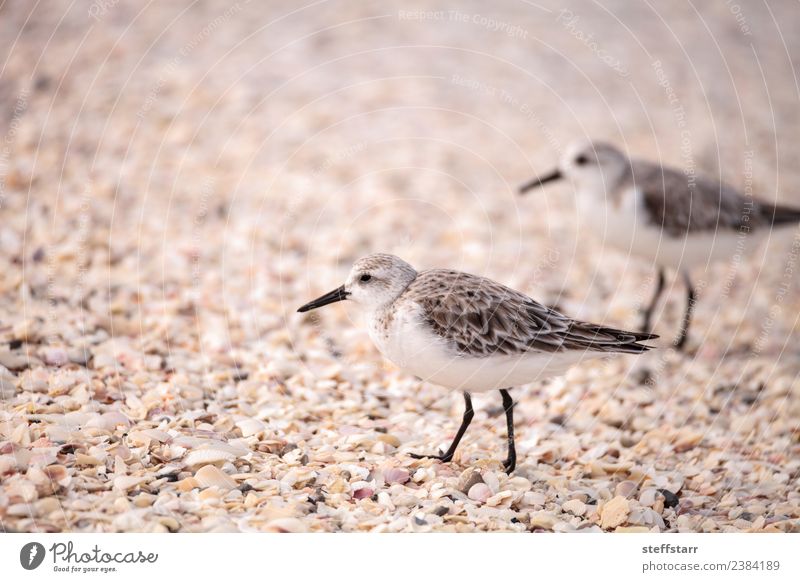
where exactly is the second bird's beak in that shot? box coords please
[297,285,349,313]
[518,169,562,194]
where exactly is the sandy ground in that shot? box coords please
[0,0,798,532]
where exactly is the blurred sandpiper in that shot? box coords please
[520,140,800,349]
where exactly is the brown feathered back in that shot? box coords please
[403,269,656,358]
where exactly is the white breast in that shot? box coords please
[366,300,453,381]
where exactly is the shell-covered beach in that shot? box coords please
[0,0,798,532]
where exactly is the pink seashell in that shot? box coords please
[468,483,492,503]
[352,487,374,500]
[43,348,69,366]
[384,468,410,485]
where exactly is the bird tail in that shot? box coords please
[614,334,659,354]
[568,323,659,354]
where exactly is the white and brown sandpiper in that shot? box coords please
[298,253,657,472]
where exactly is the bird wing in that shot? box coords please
[632,161,765,236]
[406,269,656,358]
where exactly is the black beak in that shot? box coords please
[518,169,562,194]
[297,285,349,313]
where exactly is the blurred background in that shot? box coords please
[2,0,799,340]
[0,1,798,532]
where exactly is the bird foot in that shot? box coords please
[408,451,453,463]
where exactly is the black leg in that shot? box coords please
[674,271,695,351]
[410,392,473,463]
[500,389,516,473]
[641,268,666,333]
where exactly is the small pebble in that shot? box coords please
[658,489,680,508]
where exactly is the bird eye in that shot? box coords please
[575,155,589,166]
[360,274,372,283]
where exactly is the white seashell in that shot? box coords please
[485,490,513,507]
[194,465,237,489]
[35,497,62,516]
[19,368,48,391]
[412,468,427,483]
[529,511,557,529]
[7,503,33,517]
[615,480,638,498]
[279,470,298,487]
[482,471,500,494]
[507,476,532,490]
[75,453,102,466]
[126,431,153,447]
[627,508,646,525]
[340,464,370,480]
[377,492,395,510]
[639,488,657,507]
[42,347,69,366]
[236,419,265,437]
[265,360,298,379]
[141,429,171,442]
[60,411,94,427]
[113,475,149,491]
[184,448,235,467]
[562,499,587,516]
[26,466,49,486]
[11,423,30,445]
[172,437,248,457]
[44,425,71,442]
[11,480,38,503]
[0,374,16,398]
[523,491,546,507]
[87,411,131,431]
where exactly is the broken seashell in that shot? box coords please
[384,468,410,485]
[467,483,492,503]
[184,448,235,467]
[236,419,265,437]
[113,475,149,491]
[195,465,237,489]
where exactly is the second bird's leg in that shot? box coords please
[500,389,516,473]
[641,268,666,334]
[674,271,695,351]
[409,392,473,463]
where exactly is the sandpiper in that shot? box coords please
[519,140,800,349]
[298,253,656,472]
